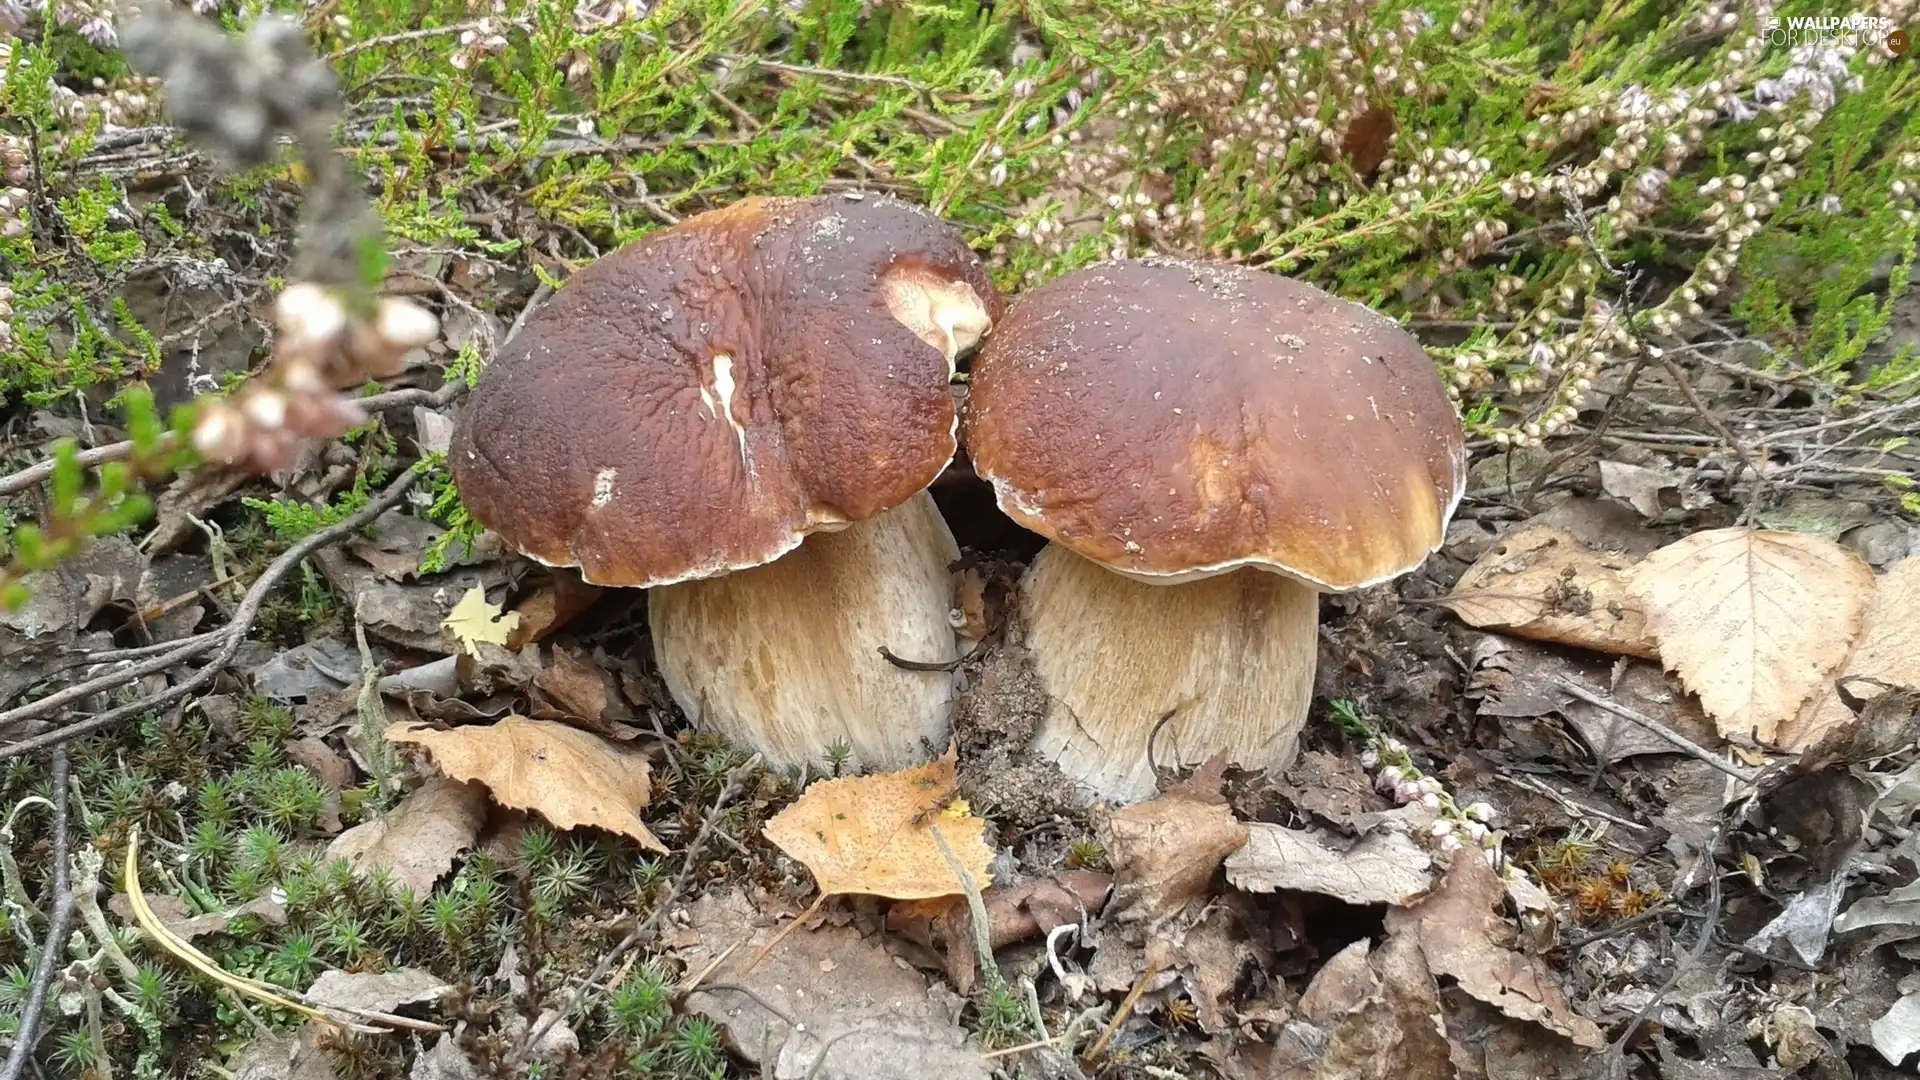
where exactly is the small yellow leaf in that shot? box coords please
[762,746,993,901]
[442,586,520,656]
[388,716,664,852]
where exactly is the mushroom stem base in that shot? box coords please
[649,490,962,772]
[1021,543,1318,803]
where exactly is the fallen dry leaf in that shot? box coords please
[1597,459,1711,521]
[1787,555,1920,752]
[1467,635,1719,764]
[1280,750,1391,829]
[1797,686,1920,775]
[1085,764,1259,1022]
[1442,524,1658,659]
[408,1036,479,1080]
[1385,853,1603,1048]
[1104,763,1250,924]
[1225,823,1432,906]
[888,871,1111,952]
[763,746,993,900]
[228,1025,337,1080]
[504,573,604,651]
[1267,932,1453,1080]
[1628,527,1874,744]
[282,737,354,791]
[305,968,451,1015]
[529,644,639,738]
[326,775,487,897]
[677,889,990,1080]
[388,716,664,853]
[1147,898,1267,1035]
[1872,993,1920,1066]
[441,586,521,657]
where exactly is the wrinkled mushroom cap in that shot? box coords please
[964,258,1466,591]
[451,195,1003,587]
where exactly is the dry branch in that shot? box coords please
[0,468,419,759]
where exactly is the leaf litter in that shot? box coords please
[674,888,993,1080]
[1383,852,1603,1048]
[387,714,665,852]
[1628,527,1876,746]
[325,774,488,897]
[762,745,995,902]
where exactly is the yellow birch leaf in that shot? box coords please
[762,746,993,901]
[1786,554,1920,752]
[1627,527,1874,744]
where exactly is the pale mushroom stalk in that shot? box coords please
[965,258,1466,804]
[649,489,965,771]
[1018,544,1319,801]
[451,195,1004,773]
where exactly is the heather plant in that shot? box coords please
[2,0,1914,456]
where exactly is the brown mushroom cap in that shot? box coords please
[964,258,1465,591]
[451,195,1003,587]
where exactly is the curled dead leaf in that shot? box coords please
[1628,527,1874,744]
[887,871,1111,993]
[1443,524,1657,659]
[326,775,488,897]
[1104,768,1249,924]
[676,889,990,1080]
[762,746,994,901]
[1385,853,1603,1049]
[1270,932,1453,1080]
[387,715,664,852]
[504,573,604,651]
[1225,823,1432,906]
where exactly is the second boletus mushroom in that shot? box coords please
[964,258,1466,802]
[451,194,1002,771]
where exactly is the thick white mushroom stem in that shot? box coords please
[648,490,963,772]
[1021,543,1319,803]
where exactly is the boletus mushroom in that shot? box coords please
[963,258,1465,802]
[451,195,1002,771]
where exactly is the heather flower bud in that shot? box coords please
[243,388,290,430]
[276,283,348,348]
[375,296,440,349]
[192,405,246,461]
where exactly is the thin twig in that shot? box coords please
[1083,962,1158,1063]
[1551,678,1755,784]
[0,440,166,498]
[1655,354,1768,516]
[328,18,519,62]
[508,755,761,1068]
[877,645,967,673]
[1495,774,1650,833]
[0,469,418,758]
[1602,787,1743,1065]
[0,746,71,1080]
